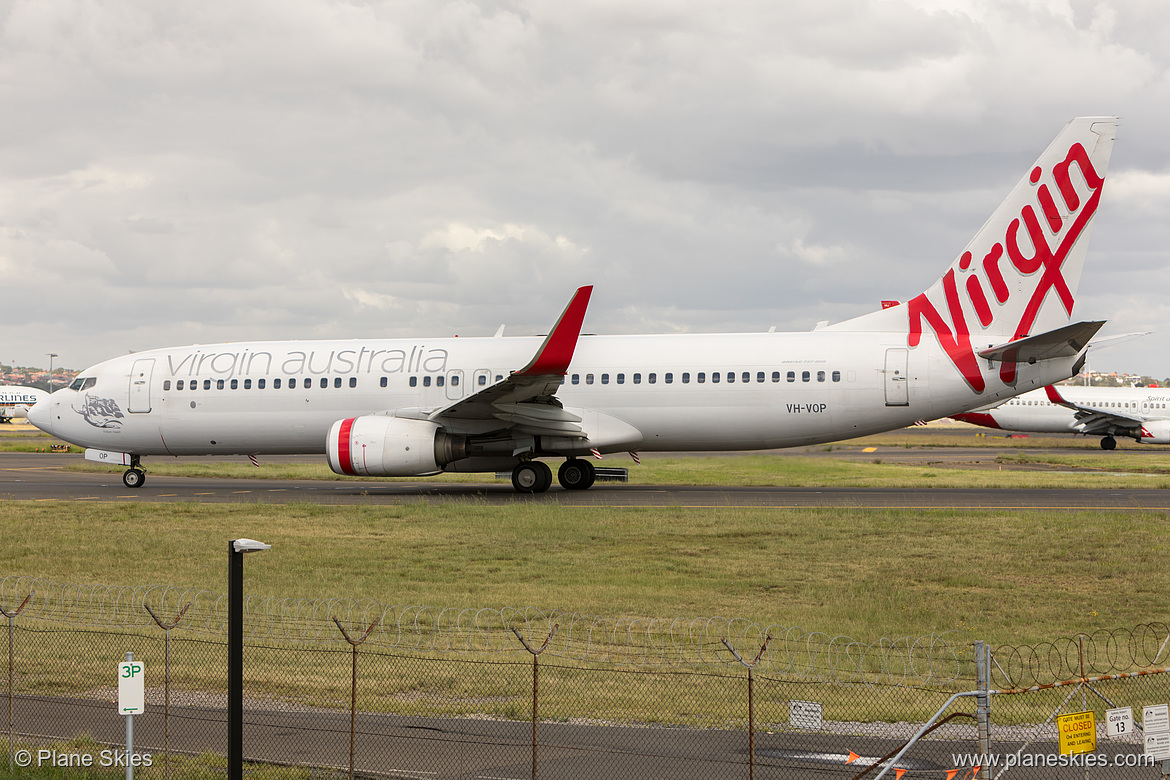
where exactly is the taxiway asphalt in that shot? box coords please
[2,450,1167,509]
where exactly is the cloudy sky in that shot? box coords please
[2,0,1169,377]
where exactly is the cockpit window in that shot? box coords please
[69,378,85,391]
[69,377,97,391]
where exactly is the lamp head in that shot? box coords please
[231,538,272,554]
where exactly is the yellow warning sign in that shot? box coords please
[1058,710,1097,755]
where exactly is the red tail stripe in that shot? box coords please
[336,418,357,475]
[965,275,993,328]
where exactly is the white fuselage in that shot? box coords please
[31,329,1079,462]
[0,386,48,420]
[962,386,1170,434]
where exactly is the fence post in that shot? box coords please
[144,600,190,780]
[333,616,379,780]
[975,640,990,760]
[722,635,772,780]
[511,624,558,780]
[0,591,32,774]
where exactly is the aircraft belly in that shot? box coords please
[602,399,842,451]
[158,399,345,455]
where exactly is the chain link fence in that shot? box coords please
[2,575,1168,779]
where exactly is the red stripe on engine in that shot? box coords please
[336,418,357,475]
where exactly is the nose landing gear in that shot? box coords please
[122,455,146,488]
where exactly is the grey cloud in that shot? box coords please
[1,0,1169,379]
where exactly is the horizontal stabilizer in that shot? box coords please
[1087,330,1152,351]
[978,321,1105,364]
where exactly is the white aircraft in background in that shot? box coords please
[952,384,1170,450]
[30,117,1119,491]
[0,386,49,423]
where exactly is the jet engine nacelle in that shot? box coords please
[326,416,466,477]
[1139,421,1170,445]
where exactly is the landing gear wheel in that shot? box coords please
[123,468,146,488]
[1101,436,1117,451]
[558,458,596,490]
[511,461,553,494]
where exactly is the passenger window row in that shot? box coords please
[162,374,499,392]
[163,368,845,394]
[563,369,843,386]
[1007,398,1168,410]
[164,377,361,391]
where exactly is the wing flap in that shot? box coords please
[492,412,584,434]
[493,402,583,423]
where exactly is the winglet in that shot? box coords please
[1044,384,1072,407]
[518,286,593,376]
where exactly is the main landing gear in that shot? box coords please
[122,455,146,488]
[1100,436,1117,451]
[510,458,596,493]
[511,461,552,493]
[557,458,596,490]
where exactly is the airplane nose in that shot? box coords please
[27,397,51,432]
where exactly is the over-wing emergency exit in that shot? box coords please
[30,117,1120,491]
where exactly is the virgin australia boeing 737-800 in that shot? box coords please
[30,117,1119,492]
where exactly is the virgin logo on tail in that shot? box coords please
[907,142,1105,393]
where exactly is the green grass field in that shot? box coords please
[1,436,1167,750]
[45,450,1170,489]
[0,499,1164,645]
[3,423,1168,645]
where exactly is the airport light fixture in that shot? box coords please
[47,353,57,393]
[228,538,271,780]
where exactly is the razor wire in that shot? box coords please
[0,575,972,683]
[990,623,1170,688]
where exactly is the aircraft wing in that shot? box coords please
[1044,385,1144,435]
[427,286,593,438]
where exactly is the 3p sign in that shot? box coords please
[118,660,145,715]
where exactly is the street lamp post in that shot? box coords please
[47,353,57,393]
[228,538,271,780]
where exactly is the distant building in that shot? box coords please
[1059,371,1160,388]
